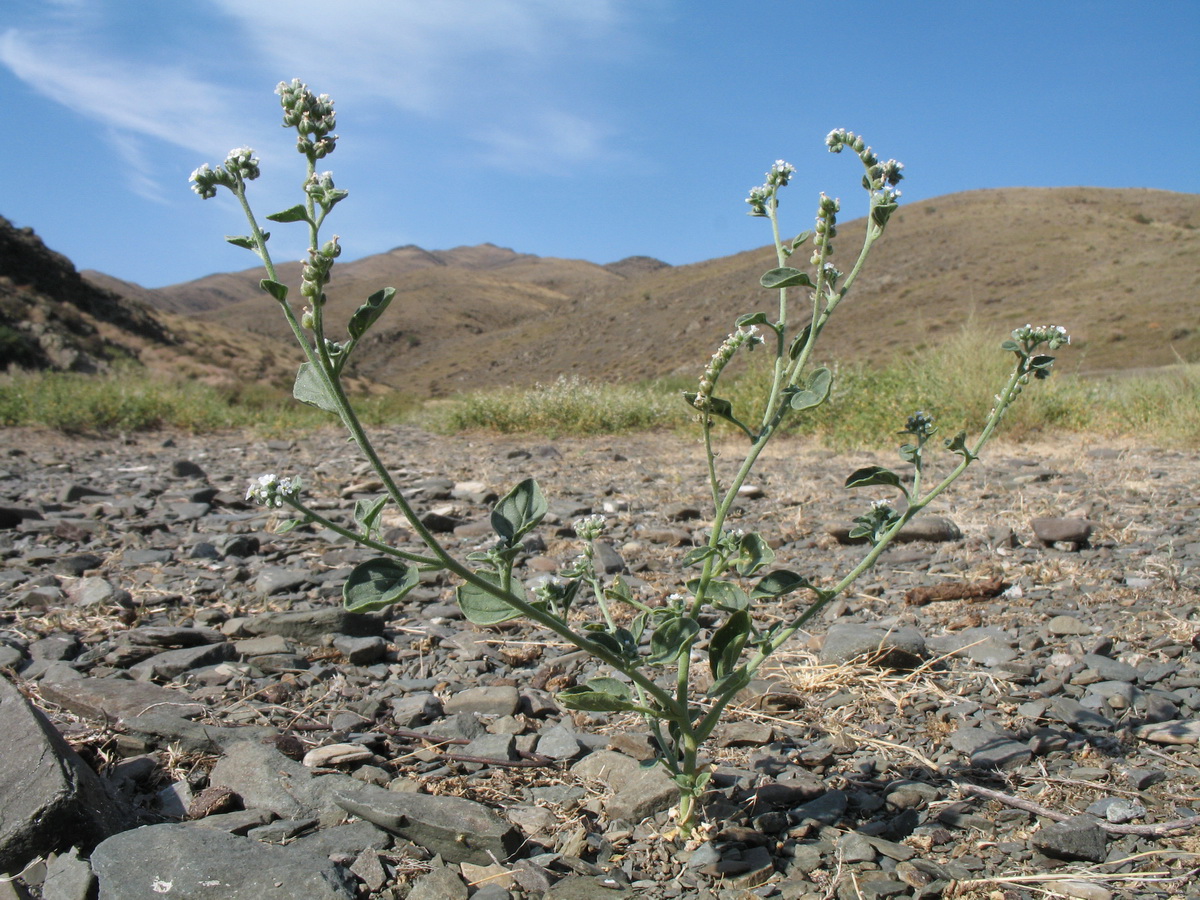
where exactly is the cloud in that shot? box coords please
[474,110,617,172]
[0,28,248,157]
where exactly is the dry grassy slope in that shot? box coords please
[136,187,1199,397]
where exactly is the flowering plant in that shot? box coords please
[192,83,1068,836]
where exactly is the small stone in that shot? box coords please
[1031,815,1108,863]
[1134,719,1200,744]
[303,743,375,768]
[443,685,520,717]
[1031,517,1093,545]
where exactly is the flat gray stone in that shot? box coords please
[334,782,523,865]
[38,673,205,722]
[0,676,128,873]
[242,609,383,643]
[1031,517,1093,545]
[90,823,357,899]
[949,726,1031,769]
[129,642,236,681]
[442,684,520,717]
[820,624,926,669]
[406,866,469,900]
[208,742,355,820]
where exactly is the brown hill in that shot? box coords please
[131,187,1198,397]
[1,216,301,389]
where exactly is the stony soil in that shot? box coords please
[1,425,1198,900]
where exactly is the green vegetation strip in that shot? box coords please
[2,335,1197,446]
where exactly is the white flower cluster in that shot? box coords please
[745,160,796,216]
[694,325,762,410]
[1012,324,1071,351]
[573,514,607,541]
[189,147,261,199]
[245,473,301,508]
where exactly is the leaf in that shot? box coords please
[760,267,814,290]
[735,311,772,328]
[292,362,339,414]
[898,442,920,464]
[709,609,751,681]
[647,615,700,665]
[604,575,633,606]
[1000,339,1022,353]
[225,234,263,250]
[790,230,813,250]
[347,287,396,341]
[490,478,547,544]
[557,678,639,713]
[455,574,527,625]
[681,547,719,568]
[682,394,751,435]
[705,581,750,612]
[751,569,814,599]
[844,465,904,490]
[788,324,813,361]
[734,532,775,577]
[275,517,308,534]
[789,365,833,412]
[353,495,388,538]
[343,558,419,613]
[266,204,312,224]
[259,279,289,302]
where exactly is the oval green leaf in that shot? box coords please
[751,569,814,599]
[844,465,903,490]
[760,267,814,290]
[491,478,547,544]
[343,558,419,613]
[647,615,700,665]
[709,609,751,681]
[455,574,527,625]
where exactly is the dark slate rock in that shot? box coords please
[254,567,313,596]
[948,726,1032,770]
[242,609,384,643]
[1081,653,1141,683]
[170,460,207,478]
[1030,815,1108,862]
[90,824,357,899]
[207,742,354,820]
[0,676,129,872]
[591,540,626,574]
[334,782,523,865]
[791,790,848,826]
[1051,697,1115,731]
[0,506,42,530]
[51,554,104,576]
[820,624,926,669]
[130,642,236,682]
[42,845,97,900]
[38,673,205,721]
[1031,517,1093,545]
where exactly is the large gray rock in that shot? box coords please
[334,782,523,865]
[207,742,354,821]
[820,624,927,669]
[90,824,357,899]
[38,673,204,722]
[241,609,383,644]
[0,676,129,872]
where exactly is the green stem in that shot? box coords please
[282,498,441,567]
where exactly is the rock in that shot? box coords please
[129,642,236,681]
[1031,517,1093,545]
[1031,815,1108,863]
[0,676,128,873]
[208,742,354,820]
[442,684,520,717]
[41,846,96,900]
[303,743,375,768]
[90,824,357,899]
[948,726,1031,769]
[1134,719,1200,744]
[820,624,926,669]
[544,876,632,899]
[38,673,205,722]
[406,865,469,900]
[241,609,383,643]
[334,782,523,865]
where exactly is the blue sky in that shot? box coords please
[3,1,1198,288]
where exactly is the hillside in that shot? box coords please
[0,216,298,388]
[118,187,1198,398]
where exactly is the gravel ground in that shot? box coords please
[1,425,1198,900]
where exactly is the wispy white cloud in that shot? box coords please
[0,27,248,157]
[208,0,643,170]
